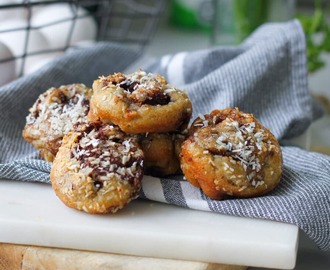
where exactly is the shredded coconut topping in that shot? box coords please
[26,85,90,140]
[71,125,143,190]
[219,121,262,171]
[194,115,275,187]
[48,93,87,136]
[103,70,176,106]
[121,70,157,90]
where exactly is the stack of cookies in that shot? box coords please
[23,70,282,214]
[23,70,192,214]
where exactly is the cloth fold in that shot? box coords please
[1,20,329,251]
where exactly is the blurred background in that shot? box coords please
[0,1,329,269]
[0,1,328,76]
[0,1,328,83]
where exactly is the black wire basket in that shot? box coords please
[0,0,166,81]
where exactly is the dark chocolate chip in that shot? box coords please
[142,92,170,106]
[119,80,138,93]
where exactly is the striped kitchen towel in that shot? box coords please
[1,20,329,251]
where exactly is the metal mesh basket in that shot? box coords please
[0,0,166,79]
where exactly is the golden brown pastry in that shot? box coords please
[138,132,185,177]
[180,108,283,200]
[22,84,92,162]
[88,70,192,134]
[50,122,144,214]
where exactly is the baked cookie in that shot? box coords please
[50,122,144,214]
[180,108,282,200]
[138,132,185,177]
[88,70,192,134]
[22,84,92,162]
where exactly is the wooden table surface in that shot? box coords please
[0,243,247,270]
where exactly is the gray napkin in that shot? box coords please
[1,20,329,251]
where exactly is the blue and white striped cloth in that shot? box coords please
[1,20,329,251]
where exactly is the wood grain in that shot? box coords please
[0,243,248,270]
[0,244,27,270]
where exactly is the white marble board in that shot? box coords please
[0,179,298,269]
